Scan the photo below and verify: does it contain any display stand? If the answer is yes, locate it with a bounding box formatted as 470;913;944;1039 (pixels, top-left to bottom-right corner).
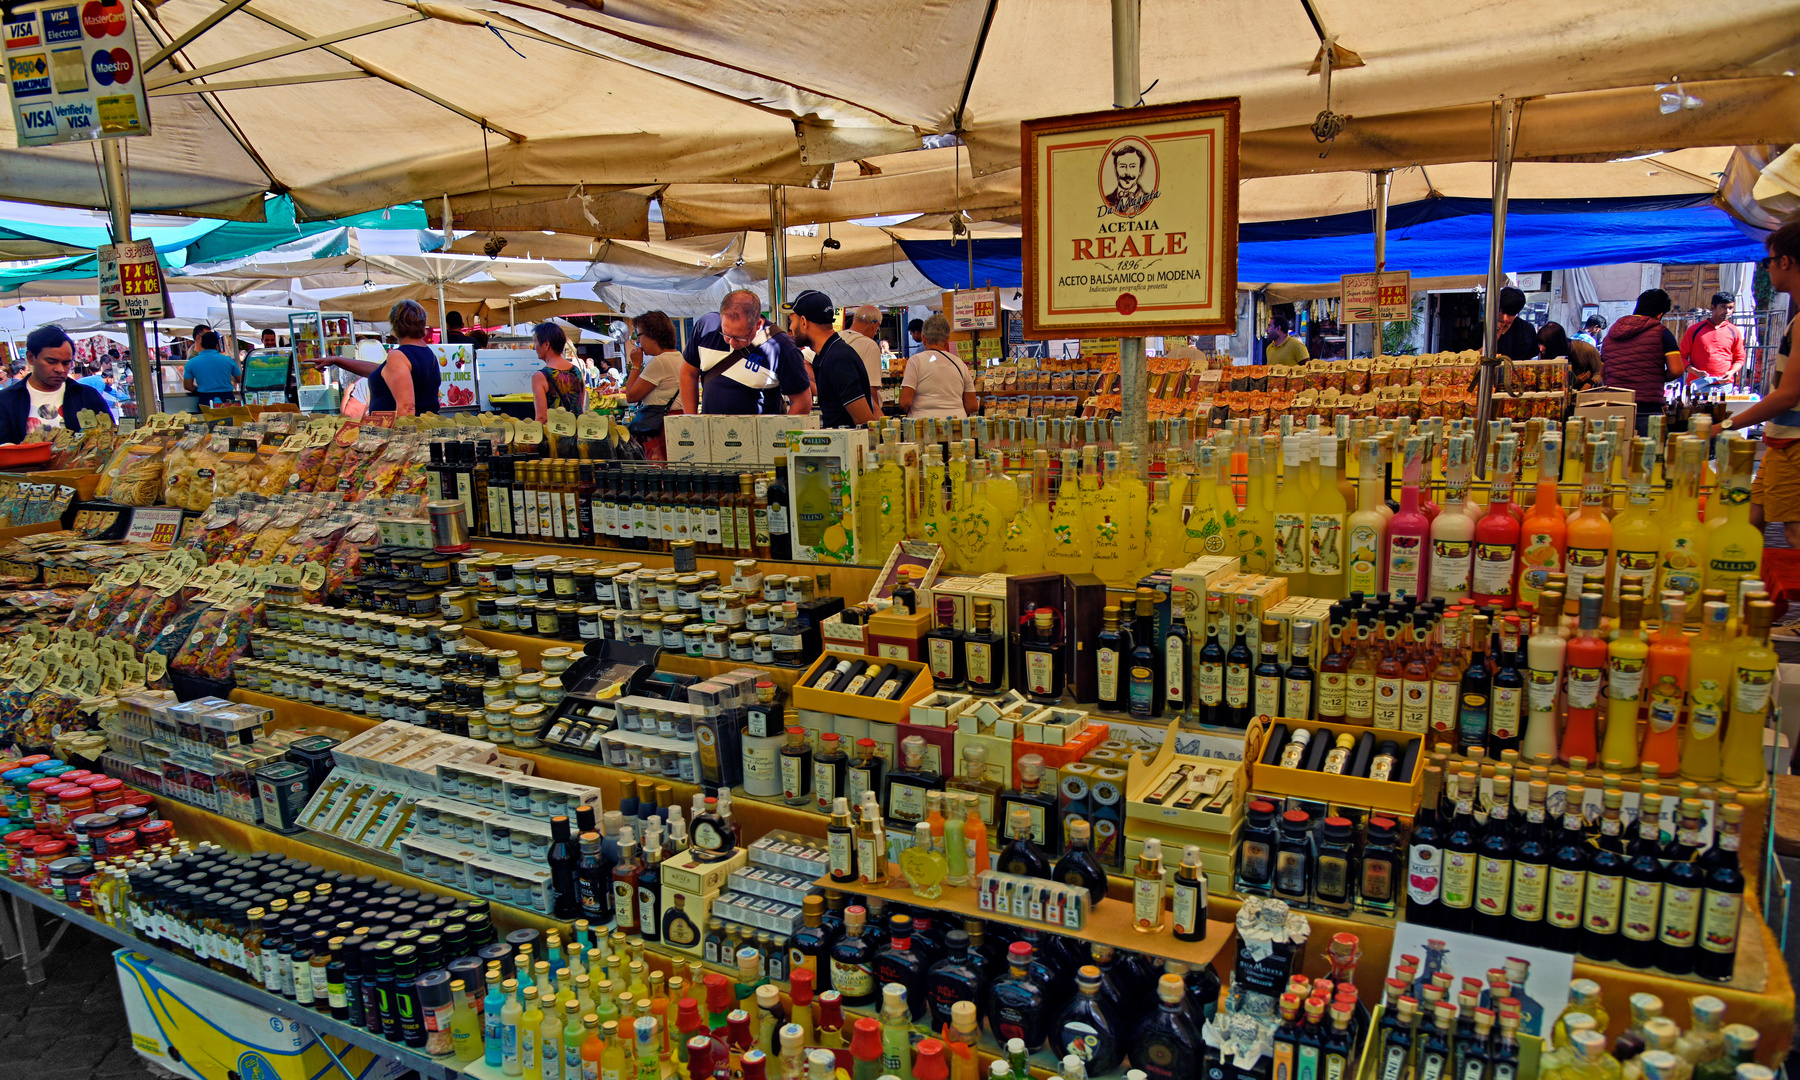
289;311;355;412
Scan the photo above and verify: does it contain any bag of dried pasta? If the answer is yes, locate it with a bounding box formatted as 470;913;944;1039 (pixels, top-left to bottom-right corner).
293;435;333;492
242;511;303;567
215;510;271;563
311;424;363;492
111;439;173;507
125;585;186;653
334;430;391;499
174;593;261;681
183;504;245;562
209;449;265;503
350;437;412;502
255;442;298;497
65;577;136;633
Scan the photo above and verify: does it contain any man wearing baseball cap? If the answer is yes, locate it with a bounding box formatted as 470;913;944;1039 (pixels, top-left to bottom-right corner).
785;289;876;428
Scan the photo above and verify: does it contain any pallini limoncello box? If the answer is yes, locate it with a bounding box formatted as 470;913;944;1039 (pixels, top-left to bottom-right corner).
784;428;870;563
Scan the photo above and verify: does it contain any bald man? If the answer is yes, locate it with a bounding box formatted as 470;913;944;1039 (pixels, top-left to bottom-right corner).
841;304;884;410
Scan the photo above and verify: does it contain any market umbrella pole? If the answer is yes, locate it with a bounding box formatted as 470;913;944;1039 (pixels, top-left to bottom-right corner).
101;141;157;420
1113;0;1149;459
767;186;787;317
1475;99;1516;472
224;292;237;368
1373;168;1392;358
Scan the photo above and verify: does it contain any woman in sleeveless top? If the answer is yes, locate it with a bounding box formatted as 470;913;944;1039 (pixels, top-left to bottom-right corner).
531;321;586;420
309;299;440;415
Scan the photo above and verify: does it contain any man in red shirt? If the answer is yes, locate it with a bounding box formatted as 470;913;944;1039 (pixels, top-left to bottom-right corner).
1680;291;1746;393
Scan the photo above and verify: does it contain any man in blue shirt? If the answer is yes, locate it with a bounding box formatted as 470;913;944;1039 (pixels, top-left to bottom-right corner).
182;331;240;406
679;290;813;416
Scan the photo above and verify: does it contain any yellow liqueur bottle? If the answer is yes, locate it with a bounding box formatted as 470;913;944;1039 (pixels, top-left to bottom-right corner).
914;443;959;565
999;473;1046;575
1090;449;1138;585
1610;438;1663;603
957;461;1006;575
1680;601;1731;782
1044;448;1094;575
1183;440;1230;559
1233;436;1275;573
1705;438;1763;609
1721;599;1775;789
1656;436;1709;618
1308;432;1349;600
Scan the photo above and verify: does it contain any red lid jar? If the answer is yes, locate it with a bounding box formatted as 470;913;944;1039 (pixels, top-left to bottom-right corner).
71;813;117;859
39;783;74;835
24;777;59;825
24;839;66;887
86;778;125;810
52;787;94;836
98;830;137;859
135;819;174;850
2;828;39;877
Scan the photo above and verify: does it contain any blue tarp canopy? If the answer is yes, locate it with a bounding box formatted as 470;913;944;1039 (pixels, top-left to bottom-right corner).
900;195;1769;290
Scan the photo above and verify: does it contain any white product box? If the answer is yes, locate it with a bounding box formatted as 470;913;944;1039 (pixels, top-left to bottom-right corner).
711;414;758;466
758;414;819;465
666;415;712;463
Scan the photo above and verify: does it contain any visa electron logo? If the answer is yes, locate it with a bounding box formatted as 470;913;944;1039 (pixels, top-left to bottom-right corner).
81;1;128;36
91;47;131;85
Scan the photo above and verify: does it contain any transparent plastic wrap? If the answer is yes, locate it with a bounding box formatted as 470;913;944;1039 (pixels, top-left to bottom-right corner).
171;593;262;682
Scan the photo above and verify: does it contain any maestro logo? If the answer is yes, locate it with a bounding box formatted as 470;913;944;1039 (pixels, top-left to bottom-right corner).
91;46;131;85
80;1;128;37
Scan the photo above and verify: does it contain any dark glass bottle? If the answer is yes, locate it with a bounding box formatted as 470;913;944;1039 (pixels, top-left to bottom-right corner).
1472;775;1515;939
546;815;581;920
987;940;1050;1052
828;905;878;1008
610;828;642;935
1056;965;1124;1075
1053;819;1110;905
1316;605;1351;724
1438;769;1480;934
873;914;929;1020
1617;792;1666;969
964;600;1008;696
789;895;836;993
1580;790;1628;963
637;836;664;945
1253;617;1285;720
1129;974;1203;1080
1127;591;1163;719
767;455;792;560
926;595;967;690
1195;596;1226;725
1487;616;1525;756
1656;799;1708;976
1416;1001;1456;1080
1283;620;1317;723
1546;788;1590;954
997;805;1053;879
883;734;943;827
846;738;885;811
1457;615;1493;754
1696;801;1746;981
997;753;1060;856
1223;603;1255;728
1020;607;1064;704
1359;815;1401;916
925;929;987;1033
1164;586;1194;720
1170;844;1208;941
1094;604;1129;713
1237;799;1278;896
813;734;849;816
1508;780;1552;938
1271;808;1313;907
779;726;814;808
1312;816;1357;914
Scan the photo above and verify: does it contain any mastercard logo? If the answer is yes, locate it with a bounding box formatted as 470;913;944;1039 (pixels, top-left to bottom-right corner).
80;1;126;37
91;46;131;85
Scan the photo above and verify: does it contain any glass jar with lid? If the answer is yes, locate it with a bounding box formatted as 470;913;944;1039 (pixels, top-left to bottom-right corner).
494;597;520;630
718;589;747;626
493;650;522;679
698;590;721;624
660;615;687;650
539;677;565;708
439;589;474;623
731;559;763;593
746;603;771;632
476;598;499;629
573;567;597;603
728;632;754;661
704;625;730;659
576;606;602;641
510;703;547;748
681;623;706;657
512;673;544;703
485;701;517;744
594;568;621;605
654;572;680;612
512;561;540;597
422;558;452;583
533;603;561;638
556;603;580;641
438;624;465;657
752;634;775;664
539;647;575;675
761;575;788;604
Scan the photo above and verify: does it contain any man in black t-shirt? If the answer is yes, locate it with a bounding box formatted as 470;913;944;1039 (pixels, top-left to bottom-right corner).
680;289;814;416
785;289;876;429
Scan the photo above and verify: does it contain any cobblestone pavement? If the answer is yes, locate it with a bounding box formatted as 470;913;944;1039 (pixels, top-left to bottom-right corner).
0;919;159;1080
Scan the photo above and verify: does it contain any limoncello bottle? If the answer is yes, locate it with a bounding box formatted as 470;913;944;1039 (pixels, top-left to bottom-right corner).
915;443;958;563
1271;432;1314;593
859;448;909;562
984;451;1020;523
1308;432;1349;599
1116;443;1150;556
1346;437;1388;595
1140;479;1185;577
1232;437;1274;573
1044;448;1093;575
1722;598;1776;788
1610;438;1663;606
958;462;1006;575
1705;438;1763;609
999;473;1046;575
943;442;972;572
1680;600;1732;782
1183;441;1228;559
1030;449;1053;535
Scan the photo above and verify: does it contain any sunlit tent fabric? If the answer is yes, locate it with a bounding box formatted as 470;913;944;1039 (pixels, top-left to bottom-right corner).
898;199;1772;290
0;1;1793;221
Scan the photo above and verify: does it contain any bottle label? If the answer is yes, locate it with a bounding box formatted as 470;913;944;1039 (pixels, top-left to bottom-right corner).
1007;803;1048;845
1283;677;1312;721
1510;859;1547;922
1658;881;1702;948
1132;877;1166;927
1471;541;1516;596
1348;523;1381;592
827;830;854;879
1027;650;1056;696
889;782;928;823
612;879;635;930
814;761;839;808
1440;849;1475;910
1475;854;1512;917
1316;670;1346;716
856;836;883;882
1614;548;1659;595
1547;867;1586;929
1647;681;1682;732
1458;692;1489;749
1254;673;1282;718
1430;538;1472;594
1387;533;1424;597
1164;638;1185;703
1430;679;1460;738
1129;665;1157;713
769;504;789;536
1620;877;1662;941
1273;849;1308;896
1308;513;1344;576
780;755;806;800
1315;853;1350;902
1490;685;1522;740
1585;871;1623;933
1688;679;1725;739
1565;665;1602;709
1374;676;1403;729
1565;546;1608;595
1734;664;1774;713
1401;678;1430;733
1225;664;1250;707
1274;513;1308;573
1526;666;1559;713
967;642;992;685
1097;648;1120;699
1240;839;1271;884
1362;854;1394;902
928;637;958;680
1701;889;1743;953
1172;881;1202;934
1608;654;1645;700
1345;670;1374;721
830;958;873;999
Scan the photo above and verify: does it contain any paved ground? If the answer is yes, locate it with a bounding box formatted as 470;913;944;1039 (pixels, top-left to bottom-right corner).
0;916;159;1080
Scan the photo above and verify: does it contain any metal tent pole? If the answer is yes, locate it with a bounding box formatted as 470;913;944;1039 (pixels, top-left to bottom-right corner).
1373;168;1392;358
101;142;156;419
1112;0;1148;460
767;187;788;317
1474;99;1516;472
438;194;452;335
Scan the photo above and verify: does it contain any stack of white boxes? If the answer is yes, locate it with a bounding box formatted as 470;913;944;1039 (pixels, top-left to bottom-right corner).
662;415;820;465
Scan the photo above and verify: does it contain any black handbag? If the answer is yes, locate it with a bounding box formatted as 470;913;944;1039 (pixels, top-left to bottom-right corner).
627;401;670;437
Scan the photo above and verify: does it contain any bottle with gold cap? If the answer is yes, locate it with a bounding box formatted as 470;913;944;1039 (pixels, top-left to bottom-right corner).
1721;599;1775;788
1706;438;1763;605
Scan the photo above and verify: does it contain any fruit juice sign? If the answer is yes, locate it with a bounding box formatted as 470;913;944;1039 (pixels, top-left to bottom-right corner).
432;344;477;408
1023;98;1239;338
4;0;149;146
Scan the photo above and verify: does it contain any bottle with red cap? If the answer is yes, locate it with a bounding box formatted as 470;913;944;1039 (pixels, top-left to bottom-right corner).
987;940;1048;1052
816;990;846;1050
850;1016;883;1080
914;1039;949;1080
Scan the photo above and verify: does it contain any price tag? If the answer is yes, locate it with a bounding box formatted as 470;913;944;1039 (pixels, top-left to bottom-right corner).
124;507;185;548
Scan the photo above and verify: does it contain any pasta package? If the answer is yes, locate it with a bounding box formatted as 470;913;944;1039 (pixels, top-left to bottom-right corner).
109;439;172;507
243;511;303;567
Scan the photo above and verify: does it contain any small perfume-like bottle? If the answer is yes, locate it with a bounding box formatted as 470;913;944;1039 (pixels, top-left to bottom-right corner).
901;822;948;900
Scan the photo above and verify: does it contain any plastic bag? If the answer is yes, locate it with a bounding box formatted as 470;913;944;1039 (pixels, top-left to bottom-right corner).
171;594;261;681
66;578;135;633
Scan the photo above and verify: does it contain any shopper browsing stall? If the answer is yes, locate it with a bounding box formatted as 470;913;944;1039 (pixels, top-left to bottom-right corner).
531;322;586;420
900;314;979;419
1600;289;1684;433
625;311;683;460
784;289;876;429
0;325;113;442
1492;286;1540;364
313;300;441;416
841;304;886;407
680;290;813;417
1719;219;1800;545
182;331;242;407
1263;316;1308;366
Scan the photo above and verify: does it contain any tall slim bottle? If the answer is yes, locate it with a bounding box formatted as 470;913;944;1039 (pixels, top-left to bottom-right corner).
1043;449;1093;576
1386;436;1431;600
1565;438;1616;614
1722;600;1776;788
1233;438;1275;573
1656;438;1708;613
1522;591;1567;760
1471;437;1521;607
1347;438;1388;595
1599;593;1650;771
1429;434;1474;602
1681;601;1732;782
1272;432;1314;598
1517;433;1567;612
1612;439;1663;601
1706;439;1763;607
1309;433;1349;599
1560;593;1607;765
1641;597;1690;777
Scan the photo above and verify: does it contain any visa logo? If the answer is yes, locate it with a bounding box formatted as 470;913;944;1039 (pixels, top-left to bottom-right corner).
21;108;54;130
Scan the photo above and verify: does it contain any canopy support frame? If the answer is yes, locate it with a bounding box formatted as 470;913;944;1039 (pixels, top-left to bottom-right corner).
1112;0;1148;460
101;141;157;422
143;12;427;90
768;187;788;318
1373;167;1392;358
1475;97;1517;474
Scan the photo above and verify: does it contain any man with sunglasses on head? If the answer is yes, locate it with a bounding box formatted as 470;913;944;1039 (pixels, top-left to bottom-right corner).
680;289;813;417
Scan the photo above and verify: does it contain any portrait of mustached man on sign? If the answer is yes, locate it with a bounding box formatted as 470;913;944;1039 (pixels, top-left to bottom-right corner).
1099;137;1160;220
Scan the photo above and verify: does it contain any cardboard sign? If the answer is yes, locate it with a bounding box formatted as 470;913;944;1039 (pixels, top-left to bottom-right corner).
1341;270;1412;323
950;288;1000;332
123;505;183;547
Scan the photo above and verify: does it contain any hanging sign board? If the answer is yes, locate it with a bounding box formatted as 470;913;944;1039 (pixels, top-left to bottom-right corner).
3;0;150;146
1022;98;1239;339
432;343;478;409
96;238;169;320
1340;270;1412;323
949;287;1000;332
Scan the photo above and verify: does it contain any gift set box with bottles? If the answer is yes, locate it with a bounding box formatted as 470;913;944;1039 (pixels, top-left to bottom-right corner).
1245;714;1426;817
1124;720;1247;893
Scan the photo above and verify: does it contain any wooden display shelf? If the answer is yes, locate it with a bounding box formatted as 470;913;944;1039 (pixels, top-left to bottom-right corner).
462;626;810;694
464;537;884;602
824;870;1232;972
